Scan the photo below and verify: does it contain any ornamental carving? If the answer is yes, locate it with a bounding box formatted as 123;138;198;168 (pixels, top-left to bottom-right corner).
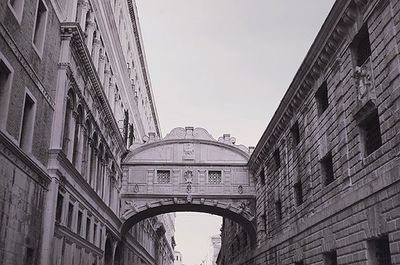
354;61;375;104
183;143;195;160
184;170;193;184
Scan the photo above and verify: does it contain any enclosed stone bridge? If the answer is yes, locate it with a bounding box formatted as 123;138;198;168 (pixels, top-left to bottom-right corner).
120;127;257;244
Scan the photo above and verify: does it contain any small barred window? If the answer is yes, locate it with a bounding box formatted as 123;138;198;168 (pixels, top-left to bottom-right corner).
157;170;171;184
208;170;222;184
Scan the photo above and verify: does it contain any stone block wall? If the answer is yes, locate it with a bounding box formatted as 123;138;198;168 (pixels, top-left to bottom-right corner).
218;0;400;265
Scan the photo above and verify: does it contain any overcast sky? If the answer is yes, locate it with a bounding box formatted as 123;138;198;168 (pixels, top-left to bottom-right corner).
136;1;335;264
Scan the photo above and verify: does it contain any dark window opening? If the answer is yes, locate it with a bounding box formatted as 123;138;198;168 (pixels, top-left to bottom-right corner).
20;94;35;151
24;247;34;265
259;168;266;186
368;235;392;265
275;199;282;221
324;250;338;265
77;211;83;236
86;217;91;240
294;180;303;206
352;24;372;67
273;149;281;170
291;121;300;146
295;261;304;265
316;81;329;116
55;193;63;223
321;152;334;186
67;202;74;229
359;109;382;156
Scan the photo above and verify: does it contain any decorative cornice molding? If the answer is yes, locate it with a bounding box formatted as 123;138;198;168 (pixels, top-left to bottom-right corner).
126;0;161;137
61;22;127;154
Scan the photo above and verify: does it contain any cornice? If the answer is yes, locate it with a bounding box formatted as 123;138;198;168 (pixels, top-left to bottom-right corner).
126;0;162;137
248;0;381;172
60;22;127;154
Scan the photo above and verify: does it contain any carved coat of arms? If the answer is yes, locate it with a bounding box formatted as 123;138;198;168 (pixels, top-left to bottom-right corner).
183;143;195;160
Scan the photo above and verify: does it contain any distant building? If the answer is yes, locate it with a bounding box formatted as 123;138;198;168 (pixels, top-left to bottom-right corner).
174;250;183;265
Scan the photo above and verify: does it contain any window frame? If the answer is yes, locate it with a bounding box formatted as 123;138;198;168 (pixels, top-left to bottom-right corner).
31;0;49;58
18;88;37;153
0;52;14;132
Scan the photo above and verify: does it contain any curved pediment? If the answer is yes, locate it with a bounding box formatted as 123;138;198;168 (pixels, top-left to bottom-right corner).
124;127;250;164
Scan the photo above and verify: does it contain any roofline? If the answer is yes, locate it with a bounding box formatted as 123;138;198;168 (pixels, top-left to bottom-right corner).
248;0;357;171
126;0;162;137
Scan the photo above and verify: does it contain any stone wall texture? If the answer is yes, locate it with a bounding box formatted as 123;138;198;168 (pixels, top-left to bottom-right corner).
219;0;400;264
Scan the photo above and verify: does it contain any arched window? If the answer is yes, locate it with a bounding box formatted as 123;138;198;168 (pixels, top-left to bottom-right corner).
62;90;75;155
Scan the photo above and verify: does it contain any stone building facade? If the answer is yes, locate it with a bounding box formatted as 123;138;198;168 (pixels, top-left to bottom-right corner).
219;0;400;264
0;0;175;265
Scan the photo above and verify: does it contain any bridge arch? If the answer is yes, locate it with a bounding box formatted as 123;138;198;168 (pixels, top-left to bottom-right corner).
120;127;257;245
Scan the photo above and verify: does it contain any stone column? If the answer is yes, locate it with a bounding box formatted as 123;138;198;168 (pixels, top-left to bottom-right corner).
67;111;77;161
75;124;84;173
91;148;98;189
103;64;111;95
91;31;101;70
65;0;78;22
85;12;96;53
76;0;89;31
98;50;106;83
39;173;61;265
86;138;93;184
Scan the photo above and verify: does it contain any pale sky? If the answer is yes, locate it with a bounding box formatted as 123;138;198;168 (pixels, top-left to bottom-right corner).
136;1;335;264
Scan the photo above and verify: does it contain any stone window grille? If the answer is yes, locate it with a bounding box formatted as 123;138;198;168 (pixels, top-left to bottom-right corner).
294;180;303;206
291;121;300;146
316;81;329;117
32;0;48;56
324;250;338;265
359;109;382;156
320;152;334;186
367;235;392;265
157;170;171;184
208;170;222;184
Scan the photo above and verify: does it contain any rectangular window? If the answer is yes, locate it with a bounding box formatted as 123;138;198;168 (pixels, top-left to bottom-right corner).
77;210;83;236
157;170;171;184
294;180;303;206
320;152;334;186
291;121;300;146
273;149;281;170
359;109;382;156
368;235;392;265
24;247;34;265
352;24;372;67
316;81;329;116
8;0;25;23
55;193;64;223
208;170;222;184
295;261;304;265
86;217;91;240
259;168;265;186
93;223;97;243
324;250;338;265
67;202;74;229
275;199;282;221
19;92;36;152
0;56;13;130
32;0;48;56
